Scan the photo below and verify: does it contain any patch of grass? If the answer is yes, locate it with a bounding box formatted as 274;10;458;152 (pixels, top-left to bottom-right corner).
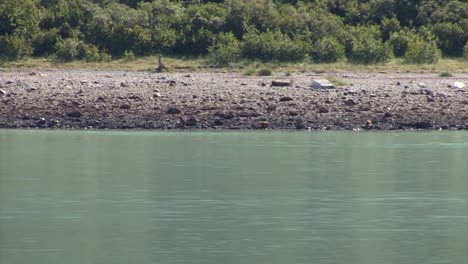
439;71;452;77
257;67;273;76
243;67;256;76
326;76;347;87
285;70;292;76
1;56;468;74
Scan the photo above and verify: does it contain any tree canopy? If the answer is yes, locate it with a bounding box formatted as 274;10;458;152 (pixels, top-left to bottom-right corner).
0;0;467;64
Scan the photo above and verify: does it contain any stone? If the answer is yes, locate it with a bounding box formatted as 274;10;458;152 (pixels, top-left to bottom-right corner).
66;110;82;118
120;82;129;87
364;120;373;129
271;80;292;87
167;107;181;114
417;82;427;88
186;117;199;127
312;79;335;89
279;96;294;102
153;92;162;98
0;89;6;96
343;99;358;106
259;121;269;129
119;104;131;110
452;82;465;89
318;106;329;113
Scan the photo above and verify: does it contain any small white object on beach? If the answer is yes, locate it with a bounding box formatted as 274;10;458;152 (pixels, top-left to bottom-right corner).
312;79;335;89
452;81;465;89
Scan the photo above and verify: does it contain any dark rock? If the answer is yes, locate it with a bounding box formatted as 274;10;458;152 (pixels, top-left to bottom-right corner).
66;110;82;118
403;121;433;129
343;99;358;106
186;117;199;127
363;120;373;129
259;121;269;129
169;80;176;86
36;118;47;127
119;104;131;110
96;96;106;102
427;97;435;102
289;110;299;116
318;106;329;113
240;83;247;86
419;88;433;96
216;112;235;119
120;82;129;87
279;96;294;102
383;112;393;118
128;95;143;101
272;80;292;87
167;107;181;114
396;81;401;86
214;119;224;126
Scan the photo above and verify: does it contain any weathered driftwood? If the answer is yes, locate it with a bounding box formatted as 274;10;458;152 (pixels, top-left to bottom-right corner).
156;55;167;72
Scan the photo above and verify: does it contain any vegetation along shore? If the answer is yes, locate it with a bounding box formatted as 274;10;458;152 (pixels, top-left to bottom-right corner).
1;0;467;130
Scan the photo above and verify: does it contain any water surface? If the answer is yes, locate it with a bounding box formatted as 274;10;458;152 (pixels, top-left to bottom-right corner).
1;130;468;264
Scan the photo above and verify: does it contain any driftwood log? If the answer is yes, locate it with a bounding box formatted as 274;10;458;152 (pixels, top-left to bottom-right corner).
156;55;167;72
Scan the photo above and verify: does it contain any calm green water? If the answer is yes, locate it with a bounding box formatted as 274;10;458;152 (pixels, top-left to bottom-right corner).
1;130;468;264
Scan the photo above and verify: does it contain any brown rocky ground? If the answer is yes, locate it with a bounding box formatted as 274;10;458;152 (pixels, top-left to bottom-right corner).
0;70;467;130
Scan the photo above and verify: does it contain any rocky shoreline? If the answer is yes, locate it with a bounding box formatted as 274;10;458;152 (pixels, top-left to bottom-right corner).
0;70;467;130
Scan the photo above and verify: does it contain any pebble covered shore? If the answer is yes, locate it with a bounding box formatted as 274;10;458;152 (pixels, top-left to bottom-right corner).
1;70;467;130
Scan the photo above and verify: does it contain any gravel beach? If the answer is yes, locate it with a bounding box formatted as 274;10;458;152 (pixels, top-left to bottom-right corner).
1;70;467;130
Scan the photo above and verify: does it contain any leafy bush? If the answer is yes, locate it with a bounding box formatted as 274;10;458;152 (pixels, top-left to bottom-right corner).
257;67;273;76
389;31;410;57
312;37;345;63
243;67;256;76
242;30;307;61
432;22;466;57
122;50;135;62
207;32;241;66
346;26;391;64
404;35;441;64
0;35;33;61
54;37;83;61
439;71;452;77
84;44;101;62
464;43;468;59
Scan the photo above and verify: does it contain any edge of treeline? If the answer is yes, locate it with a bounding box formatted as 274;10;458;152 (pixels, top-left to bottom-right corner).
0;0;467;66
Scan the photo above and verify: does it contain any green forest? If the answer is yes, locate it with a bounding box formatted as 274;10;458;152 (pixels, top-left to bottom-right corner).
1;0;467;65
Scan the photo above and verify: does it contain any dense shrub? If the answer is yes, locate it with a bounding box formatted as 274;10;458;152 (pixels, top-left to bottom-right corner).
54;38;83;61
207;32;241;66
346;26;391;64
464;42;468;59
0;35;33;60
388;31;410;57
242;30;307;61
432;22;466;57
312;37;345;63
404;35;441;64
84;44;101;62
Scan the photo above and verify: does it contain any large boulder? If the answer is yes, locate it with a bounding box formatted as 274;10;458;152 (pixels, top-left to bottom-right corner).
312;79;335;89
